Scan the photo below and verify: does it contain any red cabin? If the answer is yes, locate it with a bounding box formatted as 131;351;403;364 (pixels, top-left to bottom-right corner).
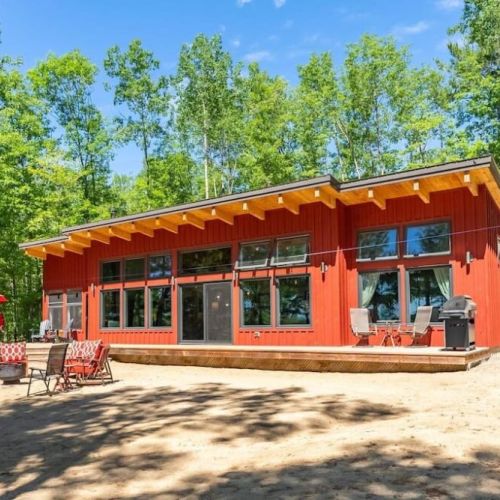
20;156;500;348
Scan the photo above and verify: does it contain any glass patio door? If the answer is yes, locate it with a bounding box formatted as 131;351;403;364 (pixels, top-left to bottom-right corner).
180;282;232;343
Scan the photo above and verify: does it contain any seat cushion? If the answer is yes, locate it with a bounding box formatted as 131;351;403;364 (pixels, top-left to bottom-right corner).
0;342;27;363
67;340;102;362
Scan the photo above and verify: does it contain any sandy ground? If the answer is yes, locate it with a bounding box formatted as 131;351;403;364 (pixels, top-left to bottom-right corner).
0;356;499;500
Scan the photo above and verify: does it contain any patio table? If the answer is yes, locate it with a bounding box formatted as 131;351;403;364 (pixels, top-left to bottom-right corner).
380;321;401;347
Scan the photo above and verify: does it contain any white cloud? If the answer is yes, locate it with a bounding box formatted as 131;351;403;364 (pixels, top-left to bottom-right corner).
274;0;286;7
243;50;273;62
392;21;430;37
231;38;241;48
436;0;462;10
237;0;251;6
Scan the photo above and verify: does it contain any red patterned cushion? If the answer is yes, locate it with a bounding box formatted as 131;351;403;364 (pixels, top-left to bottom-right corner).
0;342;27;362
66;340;102;362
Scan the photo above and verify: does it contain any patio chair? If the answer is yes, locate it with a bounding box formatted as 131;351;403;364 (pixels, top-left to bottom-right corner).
27;343;69;396
350;308;378;345
31;319;51;342
69;344;113;385
397;306;433;345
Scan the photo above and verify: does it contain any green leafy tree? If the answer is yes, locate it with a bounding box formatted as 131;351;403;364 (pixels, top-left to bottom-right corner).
104;40;171;201
448;0;500;158
28;50;113;213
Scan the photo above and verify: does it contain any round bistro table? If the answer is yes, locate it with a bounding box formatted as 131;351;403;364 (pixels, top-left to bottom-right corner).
0;362;24;384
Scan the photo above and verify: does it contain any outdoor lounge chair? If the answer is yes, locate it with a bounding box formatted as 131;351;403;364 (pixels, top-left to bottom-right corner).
350;308;378;345
31;319;51;342
397;305;433;345
68;344;113;385
27;343;69;396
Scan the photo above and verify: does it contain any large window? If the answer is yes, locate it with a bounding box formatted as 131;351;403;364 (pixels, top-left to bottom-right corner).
408;266;451;322
359;271;400;322
125;258;145;281
237;241;271;269
277;275;311;326
149;287;172;327
66;290;82;330
148;255;172;279
101;290;120;328
272;236;309;266
48;293;63;330
180;247;232;275
406;222;450;257
240;279;271;326
101;261;121;283
358;229;398;261
125;289;145;328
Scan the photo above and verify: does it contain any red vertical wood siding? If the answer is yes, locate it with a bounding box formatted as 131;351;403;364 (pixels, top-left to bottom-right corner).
43;186;500;347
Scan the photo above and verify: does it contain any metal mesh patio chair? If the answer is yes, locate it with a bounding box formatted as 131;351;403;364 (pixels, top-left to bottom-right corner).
397;306;433;345
350;308;378;345
27;343;69;396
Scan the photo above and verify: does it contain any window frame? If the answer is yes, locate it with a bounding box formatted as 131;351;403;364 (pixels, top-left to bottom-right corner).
124;287;146;329
148;285;173;329
47;291;64;330
148;254;173;280
404;220;451;258
356;227;399;262
357;268;401;322
235;240;272;270
405;264;453;324
100;289;121;330
100;259;122;284
66;289;82;330
239;277;272;327
275;274;312;328
124;257;146;282
178;245;233;276
271;235;310;267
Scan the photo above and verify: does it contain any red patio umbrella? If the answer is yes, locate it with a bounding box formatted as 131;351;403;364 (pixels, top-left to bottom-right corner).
0;294;8;303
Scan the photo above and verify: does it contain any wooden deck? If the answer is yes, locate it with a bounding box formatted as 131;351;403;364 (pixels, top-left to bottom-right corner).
106;344;497;373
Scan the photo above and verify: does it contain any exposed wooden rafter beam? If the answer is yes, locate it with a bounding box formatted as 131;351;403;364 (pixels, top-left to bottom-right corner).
463;171;479;197
61;242;84;255
107;226;132;241
68;234;91;247
314;187;336;209
131;221;154;238
277;194;300;215
24;248;47;260
412;181;430;204
368;189;386;210
210;207;234;225
154;217;178;234
87;230;110;245
182;212;205;230
242;201;265;221
44;245;65;258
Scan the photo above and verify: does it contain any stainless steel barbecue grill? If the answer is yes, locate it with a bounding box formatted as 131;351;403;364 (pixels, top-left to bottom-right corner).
439;295;476;350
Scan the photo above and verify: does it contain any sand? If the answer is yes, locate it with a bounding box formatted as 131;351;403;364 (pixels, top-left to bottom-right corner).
0;355;499;499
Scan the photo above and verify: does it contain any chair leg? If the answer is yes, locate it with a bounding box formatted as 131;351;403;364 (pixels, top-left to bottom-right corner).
27;372;34;397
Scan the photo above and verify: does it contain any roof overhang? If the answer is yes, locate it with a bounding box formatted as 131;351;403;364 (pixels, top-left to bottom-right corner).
20;155;500;259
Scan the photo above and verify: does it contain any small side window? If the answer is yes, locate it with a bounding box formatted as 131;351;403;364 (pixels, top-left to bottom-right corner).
272;236;309;266
236;241;271;269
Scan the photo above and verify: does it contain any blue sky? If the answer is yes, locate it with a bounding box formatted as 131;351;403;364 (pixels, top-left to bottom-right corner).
0;0;464;176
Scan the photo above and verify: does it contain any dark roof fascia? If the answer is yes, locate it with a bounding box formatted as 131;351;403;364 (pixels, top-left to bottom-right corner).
339;155;494;191
19;235;68;249
60;174;337;235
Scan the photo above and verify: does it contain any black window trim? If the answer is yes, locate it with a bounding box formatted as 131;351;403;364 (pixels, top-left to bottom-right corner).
271;234;310;267
178;245;233;276
275;273;312;328
356;226;399;262
404;220;452;259
357;268;401;322
405;264;453;325
148;285;173;329
100;289;121;330
123;287;146;330
239;277;272;328
235;240;272;270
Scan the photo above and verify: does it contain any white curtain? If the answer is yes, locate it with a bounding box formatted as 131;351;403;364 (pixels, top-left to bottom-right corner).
433;267;451;299
361;272;381;307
